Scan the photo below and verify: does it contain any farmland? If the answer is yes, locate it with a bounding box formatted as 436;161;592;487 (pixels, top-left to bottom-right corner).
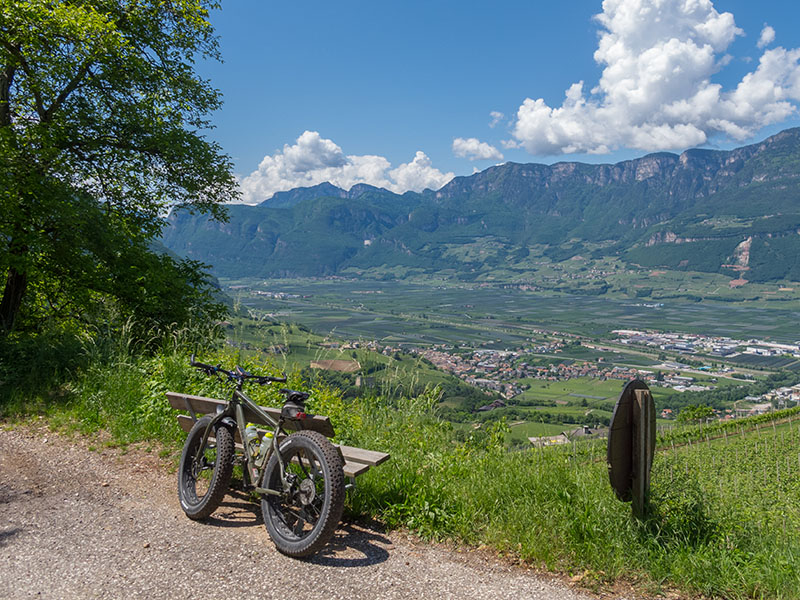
645;414;800;596
227;277;800;345
218;277;800;443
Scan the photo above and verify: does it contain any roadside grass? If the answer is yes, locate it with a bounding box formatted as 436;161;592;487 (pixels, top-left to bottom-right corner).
349;399;800;598
2;329;799;598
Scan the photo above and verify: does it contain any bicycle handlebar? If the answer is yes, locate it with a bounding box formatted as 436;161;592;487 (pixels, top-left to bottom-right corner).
190;354;287;385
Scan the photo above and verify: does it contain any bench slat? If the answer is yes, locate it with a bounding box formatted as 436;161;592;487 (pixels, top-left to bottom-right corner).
176;414;371;478
334;444;390;467
167;392;335;438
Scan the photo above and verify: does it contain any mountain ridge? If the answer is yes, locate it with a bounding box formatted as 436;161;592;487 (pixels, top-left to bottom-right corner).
163;128;800;285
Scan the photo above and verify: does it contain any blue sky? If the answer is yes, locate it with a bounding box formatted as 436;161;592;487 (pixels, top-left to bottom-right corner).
199;1;800;203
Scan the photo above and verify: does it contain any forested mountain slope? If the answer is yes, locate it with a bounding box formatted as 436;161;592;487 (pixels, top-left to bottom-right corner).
163;128;800;283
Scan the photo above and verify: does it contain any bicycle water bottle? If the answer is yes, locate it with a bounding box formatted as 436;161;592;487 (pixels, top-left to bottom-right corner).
254;430;274;467
244;423;260;457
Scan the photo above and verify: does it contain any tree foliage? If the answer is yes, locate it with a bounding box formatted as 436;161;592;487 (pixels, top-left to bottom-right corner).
677;404;715;423
0;0;237;333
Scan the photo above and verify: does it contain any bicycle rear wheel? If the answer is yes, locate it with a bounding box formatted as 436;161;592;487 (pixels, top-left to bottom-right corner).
178;415;234;520
261;430;345;557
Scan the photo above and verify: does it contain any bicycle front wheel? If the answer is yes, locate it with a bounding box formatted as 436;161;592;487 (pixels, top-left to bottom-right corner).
178;415;234;520
261;430;345;557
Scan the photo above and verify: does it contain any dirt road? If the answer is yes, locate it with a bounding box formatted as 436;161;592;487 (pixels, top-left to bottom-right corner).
0;424;611;600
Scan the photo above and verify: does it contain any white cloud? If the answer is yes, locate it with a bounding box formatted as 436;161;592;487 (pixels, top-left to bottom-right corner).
489;111;505;127
758;25;775;49
390;151;455;193
509;0;800;155
452;137;504;161
239;131;454;204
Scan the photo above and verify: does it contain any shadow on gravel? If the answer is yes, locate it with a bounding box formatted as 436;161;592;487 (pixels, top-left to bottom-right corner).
204;489;264;528
309;523;391;568
0;527;22;548
200;488;392;567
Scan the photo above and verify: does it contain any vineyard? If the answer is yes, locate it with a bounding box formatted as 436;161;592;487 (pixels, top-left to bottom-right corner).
648;414;800;597
657;406;800;446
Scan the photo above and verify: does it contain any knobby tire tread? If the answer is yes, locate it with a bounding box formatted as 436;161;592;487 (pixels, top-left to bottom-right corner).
178;415;234;520
262;430;345;558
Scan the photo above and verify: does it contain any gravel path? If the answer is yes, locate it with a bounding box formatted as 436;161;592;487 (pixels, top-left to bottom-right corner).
0;424;616;600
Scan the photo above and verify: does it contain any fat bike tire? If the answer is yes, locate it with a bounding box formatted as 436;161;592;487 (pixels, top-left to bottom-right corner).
261;430;345;558
178;415;234;520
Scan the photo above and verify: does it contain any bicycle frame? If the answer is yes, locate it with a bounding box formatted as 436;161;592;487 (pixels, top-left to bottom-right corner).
194;386;287;497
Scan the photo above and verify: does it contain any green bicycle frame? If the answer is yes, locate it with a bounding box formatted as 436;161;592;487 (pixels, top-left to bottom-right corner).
194;387;287;497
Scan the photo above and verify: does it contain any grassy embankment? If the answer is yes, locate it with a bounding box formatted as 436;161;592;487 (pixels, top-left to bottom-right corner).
2;327;799;599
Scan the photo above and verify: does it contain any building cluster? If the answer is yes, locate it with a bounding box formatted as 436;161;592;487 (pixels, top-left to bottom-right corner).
613;329;800;358
463;377;523;399
749;384;800;409
411;342;719;400
253;291;303;299
416;348;476;376
415;348;525;398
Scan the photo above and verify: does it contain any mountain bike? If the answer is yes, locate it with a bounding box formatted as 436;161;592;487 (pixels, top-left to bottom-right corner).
177;356;345;558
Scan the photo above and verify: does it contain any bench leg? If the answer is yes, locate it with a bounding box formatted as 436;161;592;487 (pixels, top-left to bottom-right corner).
183;397;198;422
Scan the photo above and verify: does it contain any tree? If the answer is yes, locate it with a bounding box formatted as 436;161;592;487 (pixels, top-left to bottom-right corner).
677;404;715;423
0;0;237;333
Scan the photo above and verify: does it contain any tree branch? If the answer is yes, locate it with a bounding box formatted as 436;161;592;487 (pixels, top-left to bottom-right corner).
0;40;45;118
0;62;14;127
44;61;92;121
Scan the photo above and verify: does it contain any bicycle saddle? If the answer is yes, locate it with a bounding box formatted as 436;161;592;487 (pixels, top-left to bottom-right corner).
279;389;310;420
279;389;310;403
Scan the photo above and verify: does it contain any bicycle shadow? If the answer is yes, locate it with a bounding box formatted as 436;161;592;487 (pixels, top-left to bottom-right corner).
203;488;264;528
0;527;22;548
308;521;391;567
199;480;392;567
204;497;391;567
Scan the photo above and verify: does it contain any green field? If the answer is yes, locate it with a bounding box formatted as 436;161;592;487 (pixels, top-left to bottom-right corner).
220;279;800;438
518;376;631;403
226;278;800;345
224;316;456;389
507;420;568;444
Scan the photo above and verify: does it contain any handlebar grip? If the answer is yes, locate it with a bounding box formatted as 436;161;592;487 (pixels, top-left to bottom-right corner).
190;355;215;372
257;375;288;385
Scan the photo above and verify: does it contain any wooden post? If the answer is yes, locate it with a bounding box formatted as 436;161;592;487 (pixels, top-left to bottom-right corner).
608;380;656;520
631;388;655;518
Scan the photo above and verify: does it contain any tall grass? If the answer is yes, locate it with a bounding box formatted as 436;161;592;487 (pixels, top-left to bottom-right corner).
2;325;799;598
347;395;800;598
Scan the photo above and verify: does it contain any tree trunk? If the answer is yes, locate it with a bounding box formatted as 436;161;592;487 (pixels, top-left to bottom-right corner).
1;57;22;333
0;267;27;332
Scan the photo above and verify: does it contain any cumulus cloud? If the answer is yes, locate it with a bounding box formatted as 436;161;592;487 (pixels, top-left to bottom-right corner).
452;137;504;161
758;25;775;49
239;131;454;204
489;111;505;127
509;0;800;155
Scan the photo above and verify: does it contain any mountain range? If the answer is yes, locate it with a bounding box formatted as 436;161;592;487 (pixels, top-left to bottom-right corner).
162;128;800;284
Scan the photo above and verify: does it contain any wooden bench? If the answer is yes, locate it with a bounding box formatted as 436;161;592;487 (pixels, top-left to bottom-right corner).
167;392;390;481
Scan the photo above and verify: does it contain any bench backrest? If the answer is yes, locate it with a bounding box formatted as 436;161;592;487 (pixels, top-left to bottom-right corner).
167;391;391;479
166;392;335;438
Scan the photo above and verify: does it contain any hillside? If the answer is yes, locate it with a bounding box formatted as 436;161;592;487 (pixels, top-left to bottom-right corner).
162;128;800;284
